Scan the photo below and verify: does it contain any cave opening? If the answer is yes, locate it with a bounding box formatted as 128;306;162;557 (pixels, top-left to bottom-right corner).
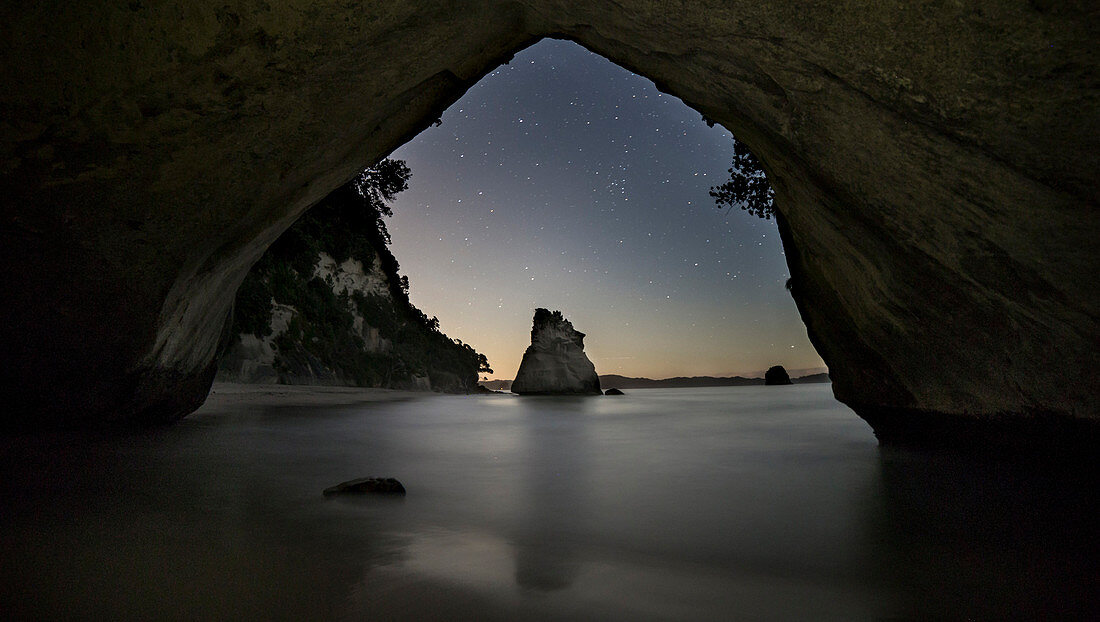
371;38;825;385
3;2;1092;438
2;7;1096;616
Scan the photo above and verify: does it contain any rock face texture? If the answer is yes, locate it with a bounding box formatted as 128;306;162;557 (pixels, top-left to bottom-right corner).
0;2;1096;445
511;309;601;395
764;366;793;386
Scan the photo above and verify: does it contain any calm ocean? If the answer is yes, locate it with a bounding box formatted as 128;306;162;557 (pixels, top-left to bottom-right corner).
1;385;1095;620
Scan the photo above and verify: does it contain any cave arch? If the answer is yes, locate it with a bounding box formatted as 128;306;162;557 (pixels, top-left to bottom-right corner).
0;2;1096;446
379;39;823;385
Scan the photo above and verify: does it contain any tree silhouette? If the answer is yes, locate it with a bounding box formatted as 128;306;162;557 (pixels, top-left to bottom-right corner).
709;141;775;219
477;353;493;374
354;158;411;218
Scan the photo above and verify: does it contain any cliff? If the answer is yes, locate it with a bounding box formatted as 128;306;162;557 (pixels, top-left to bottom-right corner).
217;164;488;393
511;309;601;395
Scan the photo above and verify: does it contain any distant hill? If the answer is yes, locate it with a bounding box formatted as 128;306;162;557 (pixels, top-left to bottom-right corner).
480;371;829;392
598;374;762;389
746;366;829;378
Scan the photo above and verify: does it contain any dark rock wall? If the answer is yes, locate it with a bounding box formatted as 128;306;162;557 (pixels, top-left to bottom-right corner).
1;2;1096;439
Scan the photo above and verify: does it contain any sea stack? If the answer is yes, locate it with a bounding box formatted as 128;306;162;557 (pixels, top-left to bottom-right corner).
764;365;793;385
511;309;601;395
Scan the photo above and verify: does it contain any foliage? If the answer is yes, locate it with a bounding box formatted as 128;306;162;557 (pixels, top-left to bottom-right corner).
226;158;490;391
231;273;273;337
477;353;493;374
709;141;775;219
353;158;410;217
275;159;410;271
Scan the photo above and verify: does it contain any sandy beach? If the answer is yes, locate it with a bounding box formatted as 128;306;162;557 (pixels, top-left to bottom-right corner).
196;382;429;414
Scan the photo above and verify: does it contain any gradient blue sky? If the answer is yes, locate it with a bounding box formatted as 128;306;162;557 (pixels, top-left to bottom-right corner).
388;39;824;380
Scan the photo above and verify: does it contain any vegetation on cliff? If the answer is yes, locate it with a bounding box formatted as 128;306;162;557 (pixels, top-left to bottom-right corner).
224;160;491;391
709;139;775;219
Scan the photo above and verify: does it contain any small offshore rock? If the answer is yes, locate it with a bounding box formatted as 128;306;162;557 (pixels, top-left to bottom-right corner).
323;477;406;496
604;388;625;395
764;365;793;385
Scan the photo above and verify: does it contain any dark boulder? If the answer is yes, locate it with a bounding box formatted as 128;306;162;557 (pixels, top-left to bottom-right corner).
323;477;406;496
764;366;793;386
604;388;625;395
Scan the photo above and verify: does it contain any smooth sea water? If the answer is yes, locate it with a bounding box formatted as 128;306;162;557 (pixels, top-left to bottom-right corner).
1;385;1096;620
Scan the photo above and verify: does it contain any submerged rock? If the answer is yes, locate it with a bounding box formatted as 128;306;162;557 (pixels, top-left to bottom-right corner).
511;309;601;395
764;366;793;386
604;388;624;395
323;477;406;496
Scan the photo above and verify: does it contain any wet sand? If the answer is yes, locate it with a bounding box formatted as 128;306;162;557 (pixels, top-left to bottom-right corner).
198;382;429;413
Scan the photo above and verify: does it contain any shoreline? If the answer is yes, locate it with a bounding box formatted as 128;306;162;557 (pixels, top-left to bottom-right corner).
196;382;431;414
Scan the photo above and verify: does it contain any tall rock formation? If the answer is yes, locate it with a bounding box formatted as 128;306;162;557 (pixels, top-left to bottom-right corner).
511;309;601;395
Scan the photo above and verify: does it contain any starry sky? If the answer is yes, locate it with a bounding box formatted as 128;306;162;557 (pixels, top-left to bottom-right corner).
387;39;825;381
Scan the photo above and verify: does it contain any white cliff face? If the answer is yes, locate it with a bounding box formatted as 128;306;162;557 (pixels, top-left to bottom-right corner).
313;252;391;352
217;303;297;384
313;252;390;299
218;251;396;384
511;309;601;395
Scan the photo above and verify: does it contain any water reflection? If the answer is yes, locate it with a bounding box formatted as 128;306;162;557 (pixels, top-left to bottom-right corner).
1;387;1096;620
863;447;1100;620
0;408;413;621
512;397;594;591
